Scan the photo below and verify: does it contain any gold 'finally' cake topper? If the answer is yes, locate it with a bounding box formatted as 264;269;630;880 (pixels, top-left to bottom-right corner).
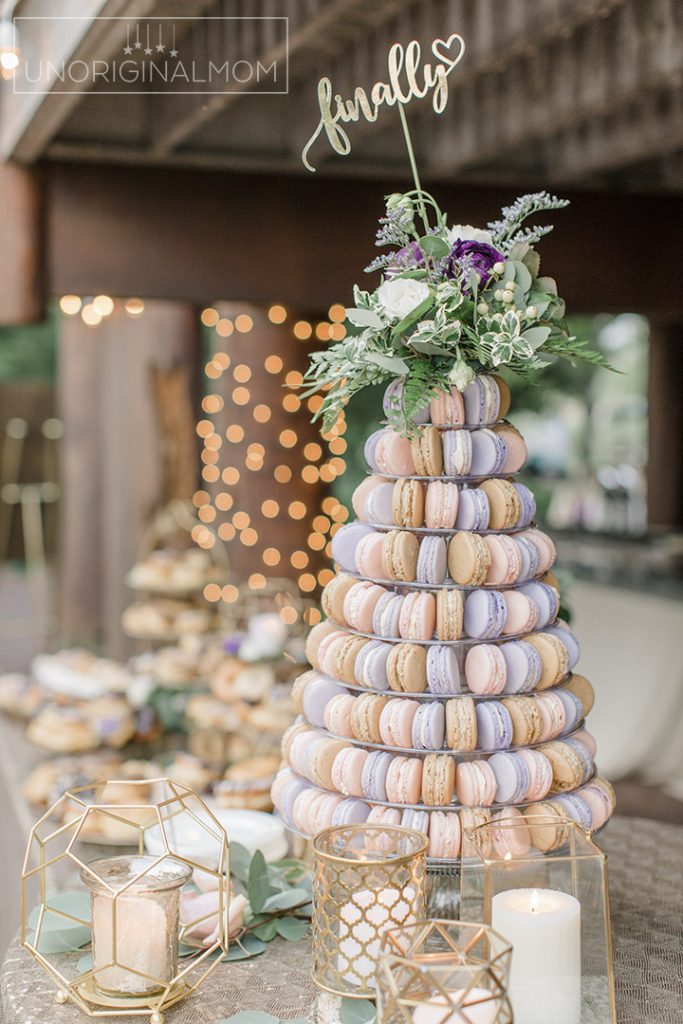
301;34;465;172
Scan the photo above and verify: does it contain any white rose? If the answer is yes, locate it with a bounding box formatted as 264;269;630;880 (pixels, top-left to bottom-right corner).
446;224;494;246
448;359;475;391
376;279;430;322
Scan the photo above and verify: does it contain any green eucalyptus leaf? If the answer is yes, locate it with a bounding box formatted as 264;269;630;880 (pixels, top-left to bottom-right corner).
523;249;541;278
527;292;552;316
251;919;279;942
179;941;200;958
262;888;310;913
521;326;552;349
508;240;530;261
340;997;376;1024
398;270;430;280
392;296;434;335
346;308;384;329
408;340;454;356
418;235;450;259
364;352;409;374
505;260;532;293
275;917;310;941
248;850;272;914
230;842;253;885
218;1011;279;1024
27;892;92;954
536;276;558;296
221;935;268;962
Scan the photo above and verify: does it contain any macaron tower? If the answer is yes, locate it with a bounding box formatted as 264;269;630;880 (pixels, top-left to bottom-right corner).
272;375;615;860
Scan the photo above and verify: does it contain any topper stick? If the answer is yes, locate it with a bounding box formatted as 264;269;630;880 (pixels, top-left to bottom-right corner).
398;102;428;233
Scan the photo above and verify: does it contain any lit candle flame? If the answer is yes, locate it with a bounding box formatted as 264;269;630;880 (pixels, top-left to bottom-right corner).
530;889;540;913
504;851;512;861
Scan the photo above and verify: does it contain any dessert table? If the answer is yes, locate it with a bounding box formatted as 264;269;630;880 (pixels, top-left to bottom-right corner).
2;815;682;1024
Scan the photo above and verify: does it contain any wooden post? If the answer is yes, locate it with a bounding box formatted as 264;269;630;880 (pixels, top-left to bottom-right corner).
58;300;200;655
647;320;683;529
0;163;43;324
204;303;332;591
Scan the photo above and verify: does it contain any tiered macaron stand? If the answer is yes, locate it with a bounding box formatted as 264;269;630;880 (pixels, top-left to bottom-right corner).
273;380;611;872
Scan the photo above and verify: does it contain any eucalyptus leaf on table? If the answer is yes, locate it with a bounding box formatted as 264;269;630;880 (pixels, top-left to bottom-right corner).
340;997;376;1024
248;850;273;914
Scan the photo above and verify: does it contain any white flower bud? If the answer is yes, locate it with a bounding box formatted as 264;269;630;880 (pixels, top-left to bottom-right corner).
526;305;538;318
502;289;514;303
493;261;505;275
494;289;503;301
504;280;515;290
476;302;489;315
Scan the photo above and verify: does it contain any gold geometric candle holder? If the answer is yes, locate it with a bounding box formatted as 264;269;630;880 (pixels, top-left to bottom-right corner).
312;824;428;998
376;920;513;1024
459;812;617;1024
20;778;230;1023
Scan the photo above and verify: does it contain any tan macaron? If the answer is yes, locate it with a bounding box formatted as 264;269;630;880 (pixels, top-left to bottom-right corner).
448;532;491;586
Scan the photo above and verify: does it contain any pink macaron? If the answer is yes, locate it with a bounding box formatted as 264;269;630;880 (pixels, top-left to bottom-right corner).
355;533;386;578
485;535;522;585
490;807;531;857
464;644;507;695
367;805;402;826
324;693;357;738
425;481;460;529
399;591;436;641
517;748;553;802
535;692;567;741
385;756;423;804
456;760;497;806
315;629;347;674
430;388;465;425
502;591;539;636
331;746;369;798
428;810;462;858
496;426;528;473
344;581;385;633
380;698;420;748
375;430;416;475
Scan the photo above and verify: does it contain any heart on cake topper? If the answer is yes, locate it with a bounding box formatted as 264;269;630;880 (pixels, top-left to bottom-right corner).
301;33;466;171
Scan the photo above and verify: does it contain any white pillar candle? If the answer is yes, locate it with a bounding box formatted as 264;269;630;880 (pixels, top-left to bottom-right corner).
338;886;415;987
491;888;581;1024
412;989;500;1024
92;892;172;994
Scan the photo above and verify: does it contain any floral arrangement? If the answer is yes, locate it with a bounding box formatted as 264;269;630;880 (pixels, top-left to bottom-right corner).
302;190;610;433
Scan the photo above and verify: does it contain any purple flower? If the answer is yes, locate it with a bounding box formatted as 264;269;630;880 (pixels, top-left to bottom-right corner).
447;240;504;286
385;240;426;276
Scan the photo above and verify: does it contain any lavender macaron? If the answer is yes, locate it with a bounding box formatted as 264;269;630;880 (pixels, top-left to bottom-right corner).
521;582;559;629
501;639;542;693
476;701;513;751
547;622;580;670
332;797;371;826
555;689;584;731
513;483;536;527
470;430;508;477
464;376;500;425
412;702;446;750
489;751;530;804
355;640;392;690
361;750;393;801
302;676;346;727
401;808;430;832
427;645;461;695
331;523;373;573
372;592;404;639
514;534;540;582
554;793;592;830
384;379;430;424
416;535;448;585
464;590;506;640
443;430;473;476
455;488;490;530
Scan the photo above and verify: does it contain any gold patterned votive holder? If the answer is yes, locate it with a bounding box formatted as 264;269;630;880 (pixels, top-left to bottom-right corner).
459;812;617;1024
376;920;513;1024
312;824;428;998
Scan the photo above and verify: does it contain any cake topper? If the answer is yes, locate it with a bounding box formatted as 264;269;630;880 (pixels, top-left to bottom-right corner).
301;35;465;172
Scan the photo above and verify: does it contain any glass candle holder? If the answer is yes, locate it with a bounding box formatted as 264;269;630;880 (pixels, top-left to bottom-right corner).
459;813;616;1024
376;920;513;1024
312;824;428;998
81;855;192;997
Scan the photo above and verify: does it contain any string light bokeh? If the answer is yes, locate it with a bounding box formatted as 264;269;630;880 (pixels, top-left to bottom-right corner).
194;302;351;623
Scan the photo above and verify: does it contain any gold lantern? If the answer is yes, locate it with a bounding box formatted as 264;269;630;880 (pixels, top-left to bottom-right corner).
20;778;229;1023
